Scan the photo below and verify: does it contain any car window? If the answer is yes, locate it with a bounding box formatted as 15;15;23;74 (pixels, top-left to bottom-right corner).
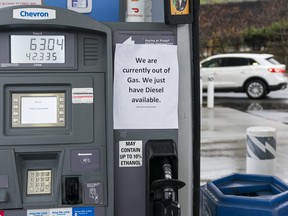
202;57;258;68
202;58;223;68
247;58;259;65
266;57;281;65
221;57;258;67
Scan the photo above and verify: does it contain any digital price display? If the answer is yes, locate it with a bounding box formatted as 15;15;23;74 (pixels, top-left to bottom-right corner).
11;35;65;64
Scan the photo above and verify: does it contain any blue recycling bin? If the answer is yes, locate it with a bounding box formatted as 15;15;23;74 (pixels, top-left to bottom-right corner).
200;173;288;216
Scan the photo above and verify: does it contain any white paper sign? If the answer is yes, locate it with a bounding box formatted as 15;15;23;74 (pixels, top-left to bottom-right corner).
113;44;179;129
0;0;41;8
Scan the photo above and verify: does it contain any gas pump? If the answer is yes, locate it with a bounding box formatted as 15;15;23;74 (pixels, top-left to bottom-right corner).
111;0;200;215
108;6;198;215
0;6;113;216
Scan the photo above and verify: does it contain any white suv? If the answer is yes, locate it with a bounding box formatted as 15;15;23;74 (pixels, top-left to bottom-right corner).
200;53;287;99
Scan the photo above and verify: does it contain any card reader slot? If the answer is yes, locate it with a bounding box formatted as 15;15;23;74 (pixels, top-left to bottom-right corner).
64;177;81;204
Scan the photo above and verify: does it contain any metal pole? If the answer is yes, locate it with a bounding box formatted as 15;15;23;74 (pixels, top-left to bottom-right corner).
200;76;203;105
191;0;201;215
207;76;214;108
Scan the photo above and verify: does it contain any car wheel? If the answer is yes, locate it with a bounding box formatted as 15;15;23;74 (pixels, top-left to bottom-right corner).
245;80;267;99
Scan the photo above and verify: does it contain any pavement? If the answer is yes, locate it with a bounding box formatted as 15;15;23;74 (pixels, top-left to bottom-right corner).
201;106;288;185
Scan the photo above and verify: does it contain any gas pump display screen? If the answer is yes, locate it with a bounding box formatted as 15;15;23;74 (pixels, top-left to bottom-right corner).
0;31;75;68
12;93;65;128
11;35;65;63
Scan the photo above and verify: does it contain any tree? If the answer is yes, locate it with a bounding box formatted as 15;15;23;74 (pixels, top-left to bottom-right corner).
199;2;263;58
199;0;288;64
243;27;268;51
247;0;288;64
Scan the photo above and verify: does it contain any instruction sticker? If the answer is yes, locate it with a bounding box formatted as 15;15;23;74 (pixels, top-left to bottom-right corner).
26;208;95;216
27;209;49;216
119;141;143;167
50;208;72;216
72;207;94;216
72;88;93;104
0;0;41;8
84;182;104;205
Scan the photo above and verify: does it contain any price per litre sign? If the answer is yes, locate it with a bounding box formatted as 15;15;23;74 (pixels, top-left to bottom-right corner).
10;35;65;63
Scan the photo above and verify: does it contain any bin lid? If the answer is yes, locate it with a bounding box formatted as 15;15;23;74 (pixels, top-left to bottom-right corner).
207;173;288;205
219;180;282;196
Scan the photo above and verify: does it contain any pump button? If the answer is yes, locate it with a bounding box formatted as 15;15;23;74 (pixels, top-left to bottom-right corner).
0;190;8;203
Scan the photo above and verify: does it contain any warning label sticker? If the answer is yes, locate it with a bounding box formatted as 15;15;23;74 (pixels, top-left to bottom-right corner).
0;210;4;216
72;88;93;104
119;140;143;167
